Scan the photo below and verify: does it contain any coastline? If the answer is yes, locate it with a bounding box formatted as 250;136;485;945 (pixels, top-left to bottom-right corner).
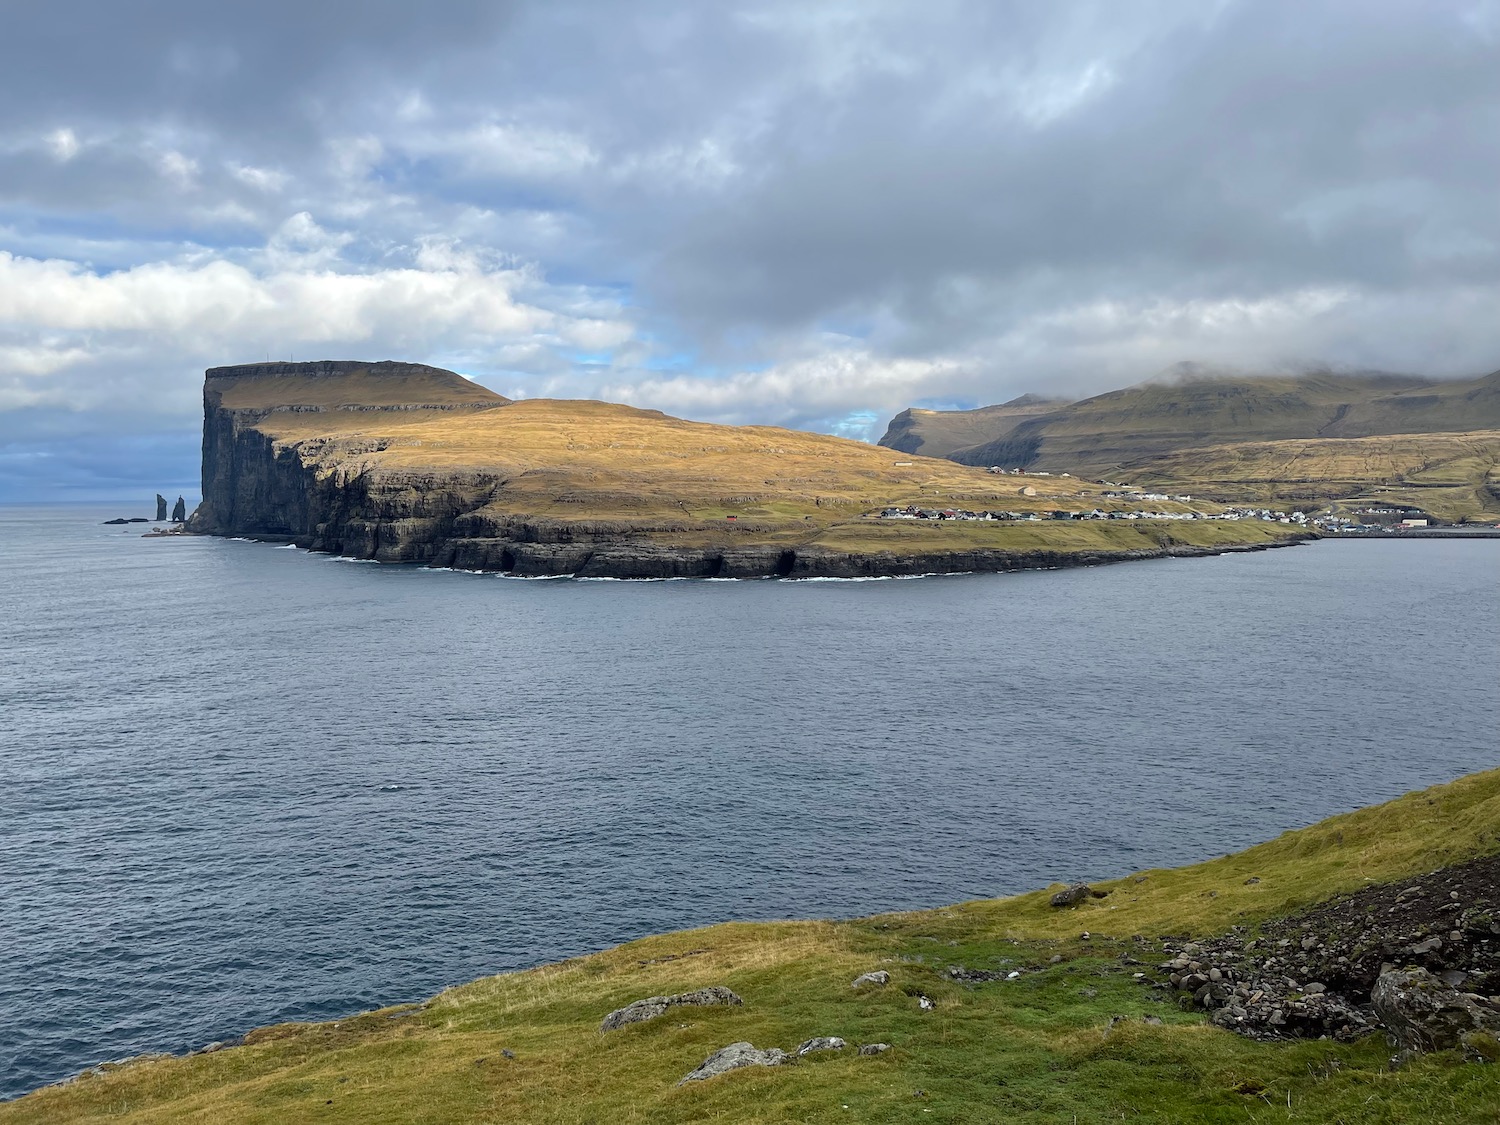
182;526;1316;579
11;766;1500;1120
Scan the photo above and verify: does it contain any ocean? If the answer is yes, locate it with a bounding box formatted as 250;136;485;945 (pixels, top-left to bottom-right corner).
2;504;1496;1098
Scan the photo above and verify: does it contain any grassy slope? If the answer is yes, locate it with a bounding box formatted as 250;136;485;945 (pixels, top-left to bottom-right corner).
255;397;1296;557
1122;431;1500;522
883;373;1500;508
11;769;1500;1124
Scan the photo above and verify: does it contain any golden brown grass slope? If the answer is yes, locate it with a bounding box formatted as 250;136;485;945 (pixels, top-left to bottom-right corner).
201;361;1307;563
254;396;1297;557
879;370;1500;482
1122;430;1500;522
208;360;508;411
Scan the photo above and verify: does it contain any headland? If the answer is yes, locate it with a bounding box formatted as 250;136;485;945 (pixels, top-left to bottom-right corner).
186;360;1308;577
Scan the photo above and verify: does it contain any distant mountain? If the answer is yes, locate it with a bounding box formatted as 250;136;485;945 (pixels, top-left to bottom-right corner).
877;369;1500;475
877;394;1073;458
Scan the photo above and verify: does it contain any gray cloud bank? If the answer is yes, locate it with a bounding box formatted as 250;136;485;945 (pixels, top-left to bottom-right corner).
3;0;1499;497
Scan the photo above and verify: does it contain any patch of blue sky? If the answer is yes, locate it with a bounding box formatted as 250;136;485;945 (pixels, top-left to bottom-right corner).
802;409;883;444
912;396;981;412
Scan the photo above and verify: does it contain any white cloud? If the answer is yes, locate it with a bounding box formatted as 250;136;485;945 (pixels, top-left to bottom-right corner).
0;240;636;414
230;163;288;192
46;127;80;162
158;149;199;187
599;349;964;428
410;121;599;180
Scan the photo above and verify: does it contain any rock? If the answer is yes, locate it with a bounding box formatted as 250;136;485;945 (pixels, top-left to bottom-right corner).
1050;884;1093;907
918;995;935;1010
1408;936;1444;955
857;1043;892;1056
795;1036;846;1056
599;986;742;1032
947;966;1005;982
156;494;168;521
678;1042;790;1084
1371;968;1500;1056
851;971;890;988
171;496;187;522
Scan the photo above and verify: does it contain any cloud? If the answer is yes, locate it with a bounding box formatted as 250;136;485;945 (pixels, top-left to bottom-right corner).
3;0;1500;496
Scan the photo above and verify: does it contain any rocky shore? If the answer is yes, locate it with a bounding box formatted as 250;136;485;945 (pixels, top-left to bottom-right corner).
193;519;1310;579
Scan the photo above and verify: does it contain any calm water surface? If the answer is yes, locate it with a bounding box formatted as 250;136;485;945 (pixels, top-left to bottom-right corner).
2;505;1497;1097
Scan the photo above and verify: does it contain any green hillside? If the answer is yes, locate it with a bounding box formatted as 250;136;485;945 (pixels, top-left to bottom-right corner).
8;768;1500;1124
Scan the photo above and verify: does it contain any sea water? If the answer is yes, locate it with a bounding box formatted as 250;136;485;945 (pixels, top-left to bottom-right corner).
2;505;1496;1097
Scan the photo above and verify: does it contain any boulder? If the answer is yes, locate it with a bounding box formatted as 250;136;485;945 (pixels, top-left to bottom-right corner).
858;1042;892;1056
678;1042;789;1084
1050;883;1093;907
1371;968;1500;1056
795;1036;846;1056
851;971;890;988
599;986;742;1032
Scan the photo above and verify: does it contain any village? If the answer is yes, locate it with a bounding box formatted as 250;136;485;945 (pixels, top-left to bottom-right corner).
874;466;1464;534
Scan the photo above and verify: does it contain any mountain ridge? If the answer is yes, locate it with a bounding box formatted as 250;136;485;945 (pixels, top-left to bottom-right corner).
877;368;1500;474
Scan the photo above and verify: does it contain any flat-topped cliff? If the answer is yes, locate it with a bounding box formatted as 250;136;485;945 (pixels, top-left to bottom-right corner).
188;360;1306;577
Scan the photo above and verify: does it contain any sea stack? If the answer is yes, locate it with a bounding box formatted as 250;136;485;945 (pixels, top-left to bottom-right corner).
171;497;186;522
156;494;168;521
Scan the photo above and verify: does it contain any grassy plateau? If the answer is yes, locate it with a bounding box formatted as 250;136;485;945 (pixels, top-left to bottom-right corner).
9;769;1500;1124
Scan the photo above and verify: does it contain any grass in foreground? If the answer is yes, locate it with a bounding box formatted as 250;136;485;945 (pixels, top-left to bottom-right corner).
8;769;1500;1124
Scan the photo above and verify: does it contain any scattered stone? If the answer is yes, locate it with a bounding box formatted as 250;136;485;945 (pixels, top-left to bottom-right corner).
678;1042;790;1084
851;971;890;988
1372;968;1500;1058
1049;954;1064;964
795;1036;846;1056
501;1049;515;1060
600;986;742;1032
918;995;936;1010
1007;971;1022;980
857;1043;892;1056
1244;877;1261;885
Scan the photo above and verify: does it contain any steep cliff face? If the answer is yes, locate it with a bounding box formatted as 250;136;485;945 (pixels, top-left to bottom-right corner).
189;360;507;538
188;360;1307;577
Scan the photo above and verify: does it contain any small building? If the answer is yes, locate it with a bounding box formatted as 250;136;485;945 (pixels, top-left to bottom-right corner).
1400;518;1429;528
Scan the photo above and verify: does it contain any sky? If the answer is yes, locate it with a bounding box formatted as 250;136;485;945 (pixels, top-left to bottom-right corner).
3;1;1500;500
